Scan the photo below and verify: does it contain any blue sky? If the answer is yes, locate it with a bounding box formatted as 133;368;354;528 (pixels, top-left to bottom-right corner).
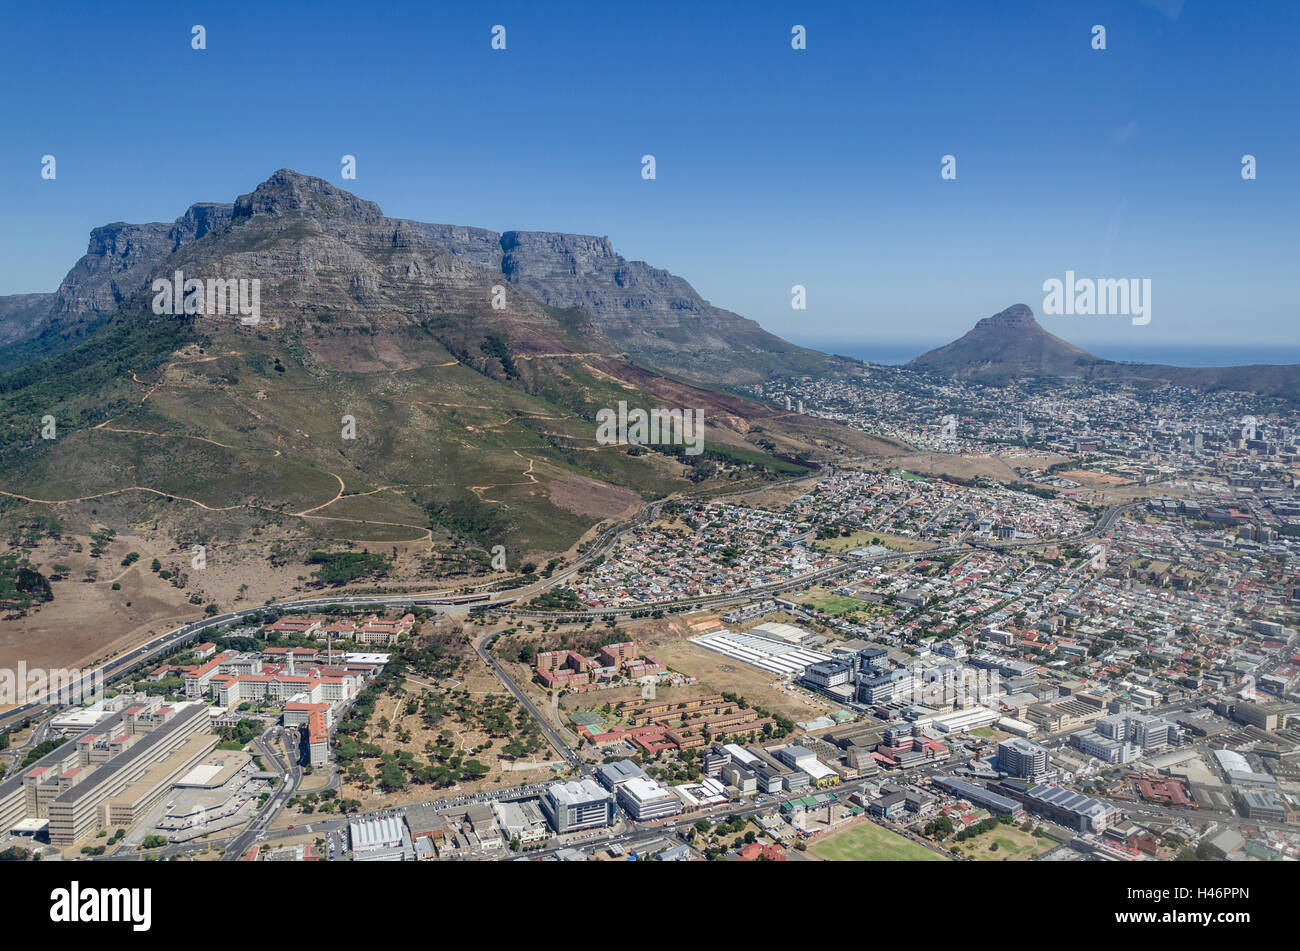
2;0;1297;357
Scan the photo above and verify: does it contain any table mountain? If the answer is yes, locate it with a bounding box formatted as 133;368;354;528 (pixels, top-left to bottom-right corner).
0;169;898;569
6;170;845;387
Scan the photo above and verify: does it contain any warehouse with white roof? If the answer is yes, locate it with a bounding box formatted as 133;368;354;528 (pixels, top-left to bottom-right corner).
349;815;411;861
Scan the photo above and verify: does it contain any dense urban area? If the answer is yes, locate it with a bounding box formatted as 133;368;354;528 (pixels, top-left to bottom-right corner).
2;368;1297;864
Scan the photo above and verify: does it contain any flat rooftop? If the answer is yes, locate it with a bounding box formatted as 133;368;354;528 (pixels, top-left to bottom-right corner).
175;750;250;789
52;704;208;805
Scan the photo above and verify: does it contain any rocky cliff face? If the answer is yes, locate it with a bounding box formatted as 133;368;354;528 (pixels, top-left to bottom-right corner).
498;229;786;361
0;293;55;347
128;172;612;374
494;229;837;382
234;169;382;225
0;170;895;571
49;202;235;322
10;169;843;386
402;222;502;270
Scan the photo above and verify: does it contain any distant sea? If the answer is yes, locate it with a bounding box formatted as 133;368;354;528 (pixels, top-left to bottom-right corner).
788;337;1300;369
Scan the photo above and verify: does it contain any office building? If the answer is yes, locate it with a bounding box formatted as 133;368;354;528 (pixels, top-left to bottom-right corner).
801;657;854;691
859;671;914;705
616;776;682;822
702;745;732;778
1021;783;1122;834
596;759;648;791
540;778;615;833
1071;730;1140;765
1096;712;1175;751
1238;789;1285;823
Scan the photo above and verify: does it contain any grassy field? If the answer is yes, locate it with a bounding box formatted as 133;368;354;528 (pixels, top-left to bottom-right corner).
785;587;893;623
810;820;948;862
951;824;1056;861
820;530;935;553
785;587;873;617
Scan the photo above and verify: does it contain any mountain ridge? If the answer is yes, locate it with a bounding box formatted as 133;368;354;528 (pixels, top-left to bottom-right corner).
1;169;845;386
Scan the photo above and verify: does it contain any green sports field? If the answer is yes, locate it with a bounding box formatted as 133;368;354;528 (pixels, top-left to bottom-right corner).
809;821;949;862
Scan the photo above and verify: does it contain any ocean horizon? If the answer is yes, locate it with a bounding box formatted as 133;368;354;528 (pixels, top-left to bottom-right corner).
787;338;1300;369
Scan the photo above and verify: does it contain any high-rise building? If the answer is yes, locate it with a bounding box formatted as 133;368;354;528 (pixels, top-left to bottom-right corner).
1096;713;1173;751
996;737;1050;780
858;671;914;705
801;658;854;690
856;648;890;675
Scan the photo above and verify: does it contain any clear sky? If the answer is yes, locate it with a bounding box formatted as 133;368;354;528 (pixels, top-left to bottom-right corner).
2;1;1297;355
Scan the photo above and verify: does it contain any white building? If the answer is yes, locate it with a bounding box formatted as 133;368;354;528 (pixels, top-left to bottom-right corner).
349;815;409;861
617;776;683;822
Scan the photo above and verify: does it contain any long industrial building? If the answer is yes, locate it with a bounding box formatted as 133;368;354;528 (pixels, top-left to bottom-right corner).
48;704;214;847
0;701;216;849
689;630;832;677
933;776;1024;816
1019;783;1123;834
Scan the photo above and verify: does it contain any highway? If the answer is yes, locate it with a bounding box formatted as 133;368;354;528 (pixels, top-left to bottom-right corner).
0;469;809;729
0;476;1144;859
0;488;1136;737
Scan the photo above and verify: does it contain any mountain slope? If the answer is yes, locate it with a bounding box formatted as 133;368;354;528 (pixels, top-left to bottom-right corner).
910;303;1300;400
0;293;55;349
0;171;897;571
908;303;1097;378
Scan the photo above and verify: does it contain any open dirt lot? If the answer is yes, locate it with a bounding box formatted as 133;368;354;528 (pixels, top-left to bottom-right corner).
0;529;438;673
866;453;1025;483
998;452;1073;470
1059;469;1130;488
635;619;842;721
